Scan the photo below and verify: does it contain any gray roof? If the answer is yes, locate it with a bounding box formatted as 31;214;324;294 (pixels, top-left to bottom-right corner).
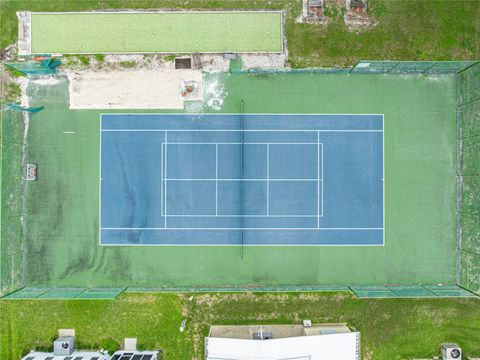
111;351;158;360
20;351;110;360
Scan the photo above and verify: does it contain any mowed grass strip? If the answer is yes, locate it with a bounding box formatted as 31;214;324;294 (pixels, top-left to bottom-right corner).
30;11;283;54
2;0;479;65
1;292;480;360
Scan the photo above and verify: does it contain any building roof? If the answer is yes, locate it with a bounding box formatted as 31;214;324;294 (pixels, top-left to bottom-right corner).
111;351;158;360
205;332;361;360
20;350;158;360
209;323;352;339
20;351;110;360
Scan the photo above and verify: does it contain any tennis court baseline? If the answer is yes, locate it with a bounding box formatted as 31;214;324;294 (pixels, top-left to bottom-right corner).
100;114;384;246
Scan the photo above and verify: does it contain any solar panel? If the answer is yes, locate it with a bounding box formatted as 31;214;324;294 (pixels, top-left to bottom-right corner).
120;355;133;360
112;355;121;360
90;357;99;360
73;357;84;360
141;355;153;360
44;357;54;360
132;355;143;360
24;357;34;360
64;357;73;360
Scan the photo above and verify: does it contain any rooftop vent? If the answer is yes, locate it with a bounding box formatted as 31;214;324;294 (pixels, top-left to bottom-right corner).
252;332;273;340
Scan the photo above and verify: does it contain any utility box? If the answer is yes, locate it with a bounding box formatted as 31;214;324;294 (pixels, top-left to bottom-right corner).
124;338;137;351
53;336;75;356
442;343;462;360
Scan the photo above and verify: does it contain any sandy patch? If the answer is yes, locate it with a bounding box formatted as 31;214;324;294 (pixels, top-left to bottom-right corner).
67;68;202;109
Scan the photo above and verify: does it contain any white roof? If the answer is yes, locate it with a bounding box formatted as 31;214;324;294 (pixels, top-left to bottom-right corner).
205;332;360;360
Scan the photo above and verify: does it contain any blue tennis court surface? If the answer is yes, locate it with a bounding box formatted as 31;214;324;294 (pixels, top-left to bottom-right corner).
100;114;384;246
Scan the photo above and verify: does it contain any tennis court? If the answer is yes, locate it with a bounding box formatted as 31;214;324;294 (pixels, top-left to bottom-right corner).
1;69;459;291
100;114;384;246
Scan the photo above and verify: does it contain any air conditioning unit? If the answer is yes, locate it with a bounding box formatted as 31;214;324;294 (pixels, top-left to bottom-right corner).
303;320;312;327
53;336;75;356
442;343;461;360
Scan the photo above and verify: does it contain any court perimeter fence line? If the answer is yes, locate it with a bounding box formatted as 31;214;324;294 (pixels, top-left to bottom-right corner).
1;60;480;299
229;60;479;76
456;61;480;295
1;284;476;300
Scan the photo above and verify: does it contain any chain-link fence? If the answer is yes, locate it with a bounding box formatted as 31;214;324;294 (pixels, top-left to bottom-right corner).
456;62;480;294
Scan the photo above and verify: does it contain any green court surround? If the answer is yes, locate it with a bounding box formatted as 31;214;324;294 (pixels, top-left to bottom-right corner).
5;71;457;290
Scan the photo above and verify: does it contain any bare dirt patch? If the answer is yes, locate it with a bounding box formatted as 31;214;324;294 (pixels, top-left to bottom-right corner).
67;68;202;109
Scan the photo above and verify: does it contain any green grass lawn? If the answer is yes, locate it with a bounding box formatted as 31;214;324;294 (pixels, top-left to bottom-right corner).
286;0;480;67
30;12;283;53
1;0;480;66
1;292;480;360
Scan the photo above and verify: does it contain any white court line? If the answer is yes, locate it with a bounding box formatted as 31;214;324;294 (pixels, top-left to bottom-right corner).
165;142;320;145
63;131;76;134
102;129;384;133
317;131;320;228
161;140;164;217
164;178;321;181
321;143;324;217
100;112;384;116
382;115;385;245
162;139;322;218
164;215;320;218
164;131;168;229
98;117;102;245
102;227;384;231
266;144;269;216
